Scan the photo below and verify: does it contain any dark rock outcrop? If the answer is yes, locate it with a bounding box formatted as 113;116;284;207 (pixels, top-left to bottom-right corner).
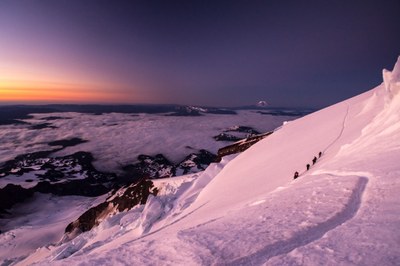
166;106;202;116
123;154;175;180
0;151;117;215
216;132;273;161
213;133;242;142
0;151;116;184
65;178;158;234
122;150;217;180
226;126;260;135
176;150;217;175
214;126;261;142
166;106;236;116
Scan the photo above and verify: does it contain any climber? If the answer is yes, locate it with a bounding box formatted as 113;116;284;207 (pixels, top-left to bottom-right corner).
319;151;322;158
312;156;317;165
293;171;299;179
306;164;310;170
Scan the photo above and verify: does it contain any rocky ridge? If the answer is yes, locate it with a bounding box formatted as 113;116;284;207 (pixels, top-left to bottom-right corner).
65;178;158;235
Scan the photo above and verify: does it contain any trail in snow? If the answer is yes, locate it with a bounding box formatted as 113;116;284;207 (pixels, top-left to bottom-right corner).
323;105;349;153
230;175;368;265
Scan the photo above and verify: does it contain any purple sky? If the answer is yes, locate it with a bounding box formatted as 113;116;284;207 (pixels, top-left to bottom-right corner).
1;0;399;108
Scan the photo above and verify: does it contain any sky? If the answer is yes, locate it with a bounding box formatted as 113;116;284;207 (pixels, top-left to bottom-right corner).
0;0;399;108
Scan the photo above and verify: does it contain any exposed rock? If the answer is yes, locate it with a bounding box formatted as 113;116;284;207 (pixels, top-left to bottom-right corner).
123;154;175;180
0;150;116;215
166;106;236;116
122;150;217;180
214;126;260;142
213;133;242;142
176;150;217;175
0;150;57;175
166;106;202;116
216;132;273;161
65;201;110;234
0;151;116;184
65;179;158;234
226;126;260;135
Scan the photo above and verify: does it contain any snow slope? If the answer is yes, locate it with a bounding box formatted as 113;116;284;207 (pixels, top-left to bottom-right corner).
16;57;400;265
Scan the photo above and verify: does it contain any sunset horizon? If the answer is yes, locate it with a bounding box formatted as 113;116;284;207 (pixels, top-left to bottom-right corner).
1;1;399;108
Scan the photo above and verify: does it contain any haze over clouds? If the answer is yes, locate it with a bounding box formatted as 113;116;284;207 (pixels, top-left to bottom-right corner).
0;1;399;107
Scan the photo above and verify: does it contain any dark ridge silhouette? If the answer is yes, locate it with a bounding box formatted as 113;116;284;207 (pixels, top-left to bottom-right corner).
48;138;88;148
29;123;57;130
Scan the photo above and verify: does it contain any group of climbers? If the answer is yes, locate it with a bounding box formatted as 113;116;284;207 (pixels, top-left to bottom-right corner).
293;151;322;180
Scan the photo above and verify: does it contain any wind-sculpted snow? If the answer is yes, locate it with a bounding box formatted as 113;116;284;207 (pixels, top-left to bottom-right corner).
66;179;158;234
383;56;400;93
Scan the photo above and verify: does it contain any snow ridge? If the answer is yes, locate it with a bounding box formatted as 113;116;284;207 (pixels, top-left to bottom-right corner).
383;56;400;93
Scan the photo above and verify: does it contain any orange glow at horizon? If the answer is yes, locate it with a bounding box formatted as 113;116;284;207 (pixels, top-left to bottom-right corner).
0;79;133;103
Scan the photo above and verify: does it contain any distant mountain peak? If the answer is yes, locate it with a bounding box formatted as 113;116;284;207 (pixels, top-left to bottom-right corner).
256;100;268;107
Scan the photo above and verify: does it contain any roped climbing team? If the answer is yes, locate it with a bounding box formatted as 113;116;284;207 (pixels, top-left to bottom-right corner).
293;151;322;180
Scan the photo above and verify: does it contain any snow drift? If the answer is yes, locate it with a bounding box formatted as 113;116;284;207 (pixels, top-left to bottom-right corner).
9;57;400;265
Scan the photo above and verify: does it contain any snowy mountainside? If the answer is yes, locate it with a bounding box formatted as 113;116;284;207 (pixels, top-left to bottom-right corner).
11;57;400;265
